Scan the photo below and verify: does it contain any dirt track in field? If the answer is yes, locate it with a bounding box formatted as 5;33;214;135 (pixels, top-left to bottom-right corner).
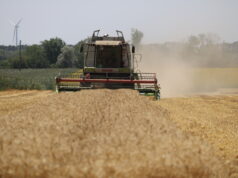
0;90;237;177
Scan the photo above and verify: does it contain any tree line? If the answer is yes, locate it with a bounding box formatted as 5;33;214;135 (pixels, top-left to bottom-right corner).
0;30;238;69
0;29;143;69
0;38;86;69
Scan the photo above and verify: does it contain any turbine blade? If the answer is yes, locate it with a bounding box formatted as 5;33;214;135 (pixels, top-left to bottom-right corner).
16;18;22;26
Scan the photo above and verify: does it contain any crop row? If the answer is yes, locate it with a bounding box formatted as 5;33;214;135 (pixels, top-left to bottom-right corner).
0;68;77;90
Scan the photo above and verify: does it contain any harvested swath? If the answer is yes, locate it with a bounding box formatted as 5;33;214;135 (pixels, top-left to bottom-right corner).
0;89;227;178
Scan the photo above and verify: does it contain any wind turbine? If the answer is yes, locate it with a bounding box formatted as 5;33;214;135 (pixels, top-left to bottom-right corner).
9;19;22;46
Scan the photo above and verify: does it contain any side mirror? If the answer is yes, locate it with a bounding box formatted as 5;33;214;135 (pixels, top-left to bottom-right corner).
80;46;83;53
132;46;135;53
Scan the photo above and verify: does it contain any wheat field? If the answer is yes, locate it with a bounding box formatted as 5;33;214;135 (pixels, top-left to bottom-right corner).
158;95;238;177
0;89;234;178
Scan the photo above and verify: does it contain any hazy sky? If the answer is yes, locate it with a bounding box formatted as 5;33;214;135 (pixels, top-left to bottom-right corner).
0;0;238;45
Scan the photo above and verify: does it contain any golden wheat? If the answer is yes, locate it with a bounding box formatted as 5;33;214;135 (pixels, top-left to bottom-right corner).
158;95;238;177
0;89;229;178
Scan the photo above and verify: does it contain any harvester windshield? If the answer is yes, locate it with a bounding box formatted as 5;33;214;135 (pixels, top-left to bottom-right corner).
85;43;129;68
96;45;123;68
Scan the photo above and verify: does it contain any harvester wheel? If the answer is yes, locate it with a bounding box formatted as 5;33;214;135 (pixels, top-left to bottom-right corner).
56;84;59;93
155;90;160;100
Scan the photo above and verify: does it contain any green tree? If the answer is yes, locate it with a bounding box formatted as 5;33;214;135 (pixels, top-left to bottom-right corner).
9;56;25;69
41;38;65;65
56;46;77;68
0;49;6;61
131;28;144;47
24;45;49;68
0;60;10;68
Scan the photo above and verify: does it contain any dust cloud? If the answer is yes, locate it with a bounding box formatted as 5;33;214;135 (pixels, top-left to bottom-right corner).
137;46;195;97
136;45;238;98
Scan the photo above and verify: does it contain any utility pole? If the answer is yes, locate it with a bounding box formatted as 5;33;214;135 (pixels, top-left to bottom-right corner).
19;40;22;71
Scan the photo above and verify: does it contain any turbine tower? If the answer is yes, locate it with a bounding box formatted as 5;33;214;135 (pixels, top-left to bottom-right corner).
10;19;22;46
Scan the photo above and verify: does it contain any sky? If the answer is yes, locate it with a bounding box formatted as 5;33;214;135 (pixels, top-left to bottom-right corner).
0;0;238;45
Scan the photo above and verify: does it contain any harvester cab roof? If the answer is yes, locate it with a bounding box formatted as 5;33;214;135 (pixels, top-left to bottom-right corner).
90;30;125;43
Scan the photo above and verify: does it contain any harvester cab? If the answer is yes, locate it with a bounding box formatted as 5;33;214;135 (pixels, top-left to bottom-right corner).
56;30;160;99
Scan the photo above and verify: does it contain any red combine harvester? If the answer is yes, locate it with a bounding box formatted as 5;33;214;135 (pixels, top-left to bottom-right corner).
55;30;160;99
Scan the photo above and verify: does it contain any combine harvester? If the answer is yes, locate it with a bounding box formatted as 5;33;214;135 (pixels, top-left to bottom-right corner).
55;30;160;99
